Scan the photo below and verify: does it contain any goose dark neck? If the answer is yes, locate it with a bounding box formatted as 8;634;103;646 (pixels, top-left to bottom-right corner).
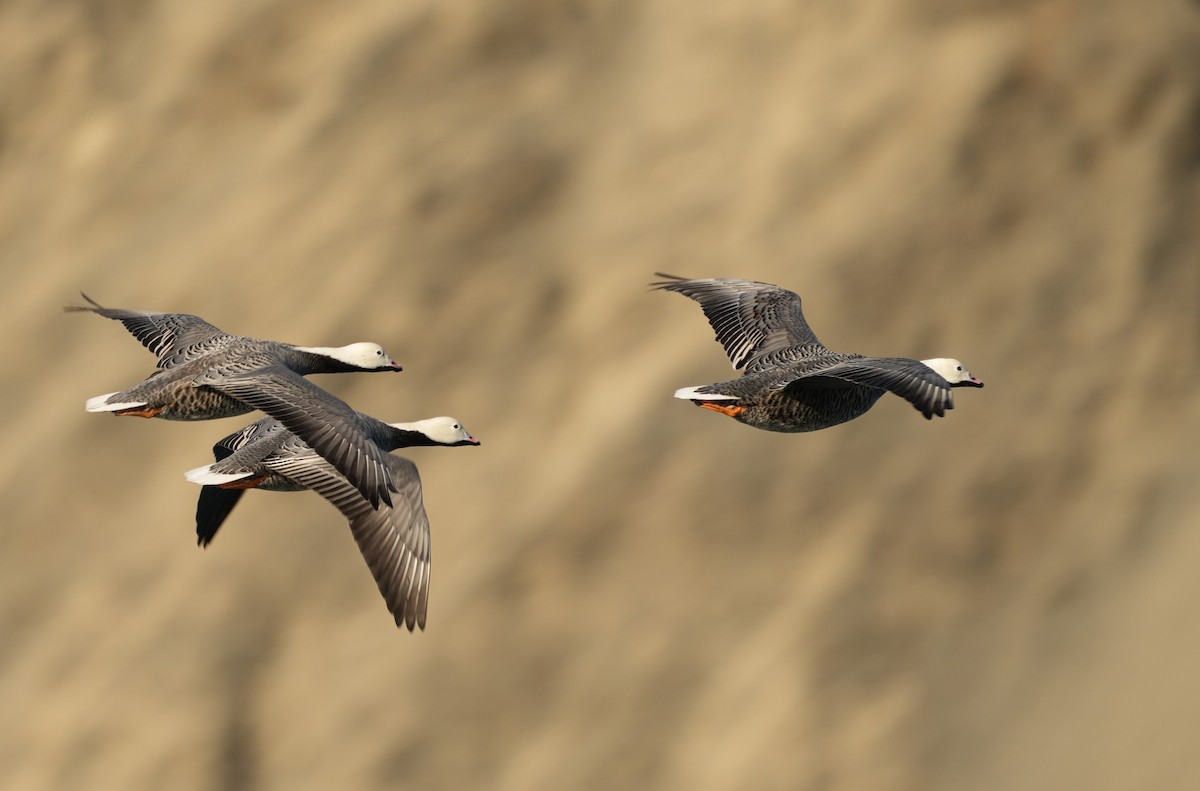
379;425;440;451
288;347;368;375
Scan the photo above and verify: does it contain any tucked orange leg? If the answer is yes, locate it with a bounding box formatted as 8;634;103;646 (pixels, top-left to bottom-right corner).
115;406;162;418
219;474;269;490
698;402;747;418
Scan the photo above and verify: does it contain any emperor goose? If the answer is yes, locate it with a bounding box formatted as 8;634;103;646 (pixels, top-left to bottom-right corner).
185;414;480;631
652;274;983;432
66;292;404;507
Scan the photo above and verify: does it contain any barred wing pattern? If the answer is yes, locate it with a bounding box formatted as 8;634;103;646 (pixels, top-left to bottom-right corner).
199;365;398;508
65;293;234;369
269;453;432;631
651;273;823;369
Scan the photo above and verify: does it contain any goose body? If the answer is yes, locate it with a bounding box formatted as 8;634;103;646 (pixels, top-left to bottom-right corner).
82;340;397;420
653;274;983;432
67;293;405;507
185;414;480;631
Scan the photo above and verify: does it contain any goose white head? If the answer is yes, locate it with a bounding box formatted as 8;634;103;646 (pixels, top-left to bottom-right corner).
390;417;480;446
294;342;403;371
922;358;984;387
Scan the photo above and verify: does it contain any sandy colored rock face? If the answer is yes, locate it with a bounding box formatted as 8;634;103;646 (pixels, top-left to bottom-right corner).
3;1;1199;789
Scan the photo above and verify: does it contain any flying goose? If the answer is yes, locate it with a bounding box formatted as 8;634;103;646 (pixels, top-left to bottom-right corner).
652;274;983;432
185;414;480;631
66;292;405;507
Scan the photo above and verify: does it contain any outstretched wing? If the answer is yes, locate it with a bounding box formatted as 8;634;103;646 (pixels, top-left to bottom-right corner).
199;365;398;508
651;273;824;369
64;292;233;369
786;357;955;419
270;453;432;631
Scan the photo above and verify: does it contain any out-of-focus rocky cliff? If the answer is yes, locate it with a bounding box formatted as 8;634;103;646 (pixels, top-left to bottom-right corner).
3;1;1199;789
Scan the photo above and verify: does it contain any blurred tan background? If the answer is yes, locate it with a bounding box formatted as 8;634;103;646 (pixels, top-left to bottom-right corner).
3;1;1200;789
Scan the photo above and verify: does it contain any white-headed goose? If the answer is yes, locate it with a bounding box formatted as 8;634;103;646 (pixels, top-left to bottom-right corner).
185;414;480;631
67;292;405;507
653;274;983;432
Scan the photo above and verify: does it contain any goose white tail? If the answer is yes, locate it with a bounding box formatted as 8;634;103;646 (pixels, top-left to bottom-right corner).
86;393;148;412
184;464;253;486
673;386;739;401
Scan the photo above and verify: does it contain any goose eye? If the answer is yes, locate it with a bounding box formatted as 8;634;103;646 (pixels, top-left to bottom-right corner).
956;365;963;371
376;349;383;356
453;424;460;430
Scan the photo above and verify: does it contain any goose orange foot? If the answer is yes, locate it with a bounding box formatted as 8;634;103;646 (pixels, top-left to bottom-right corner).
115;406;162;418
218;474;269;490
698;402;747;418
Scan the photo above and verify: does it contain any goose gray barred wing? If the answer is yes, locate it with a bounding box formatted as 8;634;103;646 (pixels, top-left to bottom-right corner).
198;364;399;508
651;274;824;370
205;418;297;476
785;357;955;419
64;292;234;369
269;453;433;631
212;417;282;458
